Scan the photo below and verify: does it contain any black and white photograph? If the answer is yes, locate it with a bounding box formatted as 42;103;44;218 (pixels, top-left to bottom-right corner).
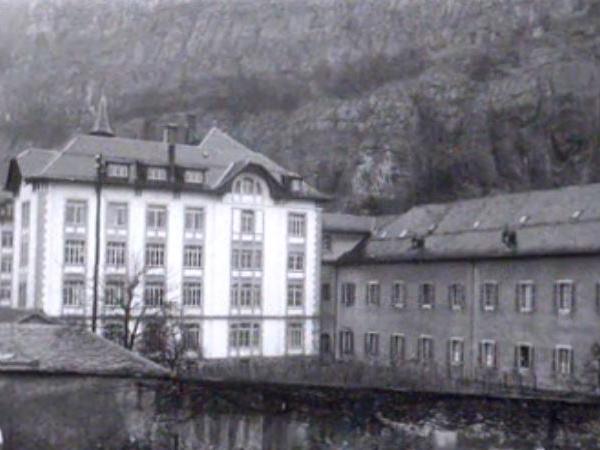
0;0;600;448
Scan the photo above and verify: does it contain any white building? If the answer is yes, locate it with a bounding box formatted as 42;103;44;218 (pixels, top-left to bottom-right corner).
4;103;327;359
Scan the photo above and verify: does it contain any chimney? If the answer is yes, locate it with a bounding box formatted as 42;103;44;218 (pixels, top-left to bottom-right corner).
164;124;178;180
89;94;115;138
185;113;198;145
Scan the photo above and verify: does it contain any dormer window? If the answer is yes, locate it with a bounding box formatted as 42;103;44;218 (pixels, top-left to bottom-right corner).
184;170;205;184
290;178;302;192
107;163;129;178
147;167;167;182
233;176;263;195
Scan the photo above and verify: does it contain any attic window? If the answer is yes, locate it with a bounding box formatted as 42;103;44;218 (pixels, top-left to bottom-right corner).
184;170;205;184
473;220;480;229
233;176;263;195
107;163;129;178
290;177;303;192
147;167;167;181
519;215;529;225
571;210;583;220
399;229;408;238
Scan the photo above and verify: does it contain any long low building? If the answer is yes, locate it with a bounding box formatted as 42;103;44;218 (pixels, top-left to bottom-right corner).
324;184;600;392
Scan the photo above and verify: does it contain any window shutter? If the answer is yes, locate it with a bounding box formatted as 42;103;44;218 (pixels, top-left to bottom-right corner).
553;283;559;315
571;283;577;315
364;333;369;355
448;286;452;310
552;348;557;373
530;347;535;370
514;346;519;369
531;284;536;312
515;284;520;312
447;340;452;367
493;343;497;369
349;332;354;354
431;339;435;360
478;342;483;367
570;348;574;375
494;284;499;311
461;285;466;310
480;284;485;311
417;338;422;361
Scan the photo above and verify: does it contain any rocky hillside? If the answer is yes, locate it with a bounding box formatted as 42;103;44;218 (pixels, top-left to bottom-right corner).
0;0;599;212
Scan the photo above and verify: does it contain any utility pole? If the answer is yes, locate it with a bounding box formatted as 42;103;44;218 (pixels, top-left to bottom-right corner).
92;154;105;333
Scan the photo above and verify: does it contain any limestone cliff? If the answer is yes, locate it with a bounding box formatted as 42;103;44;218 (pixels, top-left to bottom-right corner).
1;0;599;212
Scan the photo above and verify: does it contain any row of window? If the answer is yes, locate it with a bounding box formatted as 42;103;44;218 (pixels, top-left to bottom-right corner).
105;162;207;186
62;277;306;309
338;331;574;374
338;280;579;314
63;201;307;237
229;322;304;350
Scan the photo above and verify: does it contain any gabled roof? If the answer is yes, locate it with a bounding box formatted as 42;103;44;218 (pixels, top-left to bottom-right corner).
7;127;328;202
340;183;600;263
0;322;169;378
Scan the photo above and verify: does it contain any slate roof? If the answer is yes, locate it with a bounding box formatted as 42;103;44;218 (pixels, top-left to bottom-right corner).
340;183;600;263
322;213;376;233
0;322;169;378
9;128;328;201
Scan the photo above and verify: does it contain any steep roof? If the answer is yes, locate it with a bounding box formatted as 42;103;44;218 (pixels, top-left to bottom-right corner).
340;183;600;263
322;213;376;234
0;322;169;378
8;127;328;201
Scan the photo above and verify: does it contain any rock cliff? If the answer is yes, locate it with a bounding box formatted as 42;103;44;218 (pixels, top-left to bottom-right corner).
1;0;599;212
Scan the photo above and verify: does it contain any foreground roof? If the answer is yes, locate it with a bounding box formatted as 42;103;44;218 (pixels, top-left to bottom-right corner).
340;183;600;263
322;213;376;233
0;307;57;324
8;128;328;202
0;322;169;378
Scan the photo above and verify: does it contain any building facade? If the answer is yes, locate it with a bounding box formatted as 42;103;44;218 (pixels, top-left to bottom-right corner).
0;194;13;307
328;186;600;392
5;108;326;359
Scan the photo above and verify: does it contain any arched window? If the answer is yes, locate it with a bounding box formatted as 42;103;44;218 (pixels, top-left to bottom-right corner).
233;175;264;196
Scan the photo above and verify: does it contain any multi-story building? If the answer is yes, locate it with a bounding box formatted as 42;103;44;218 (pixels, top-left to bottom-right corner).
4;102;327;359
329;185;600;392
0;193;14;307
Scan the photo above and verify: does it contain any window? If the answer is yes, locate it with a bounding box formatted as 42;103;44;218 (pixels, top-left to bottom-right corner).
240;210;255;234
144;281;165;307
104;280;125;307
1;255;11;274
287;252;304;272
419;283;435;309
21;201;30;229
107;163;129;178
554;346;573;375
145;243;165;267
182;324;201;350
107;203;127;228
231;282;261;308
418;336;434;361
0;281;11;301
321;283;331;302
481;281;498;312
146;206;167;231
233;176;263;195
390;334;405;361
183;245;203;268
1;231;13;248
184;208;204;232
516;281;535;313
184;170;205;184
322;234;332;252
106;241;126;267
18;281;26;307
64;239;86;265
341;282;356;306
554;281;574;314
320;333;331;354
229;322;260;349
366;281;380;305
287;281;304;308
103;323;125;345
365;332;379;356
19;238;28;267
63;279;85;306
287;322;304;350
288;213;306;237
448;338;464;365
231;248;262;270
479;340;496;368
339;329;354;355
143;322;164;352
448;284;465;311
515;344;534;370
147;167;167;181
182;282;202;307
391;282;406;308
65;201;86;227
